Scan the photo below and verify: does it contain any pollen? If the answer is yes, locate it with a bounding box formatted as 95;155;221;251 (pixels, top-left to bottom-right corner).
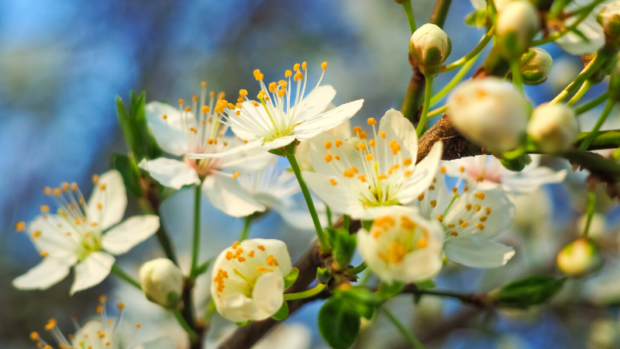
321;61;327;70
225;251;234;260
460;222;468;227
330;178;338;186
294;63;300;71
30;332;39;341
367;118;376;125
480;216;487;222
486;207;492;215
430;200;437;207
366;153;373;161
32;230;41;238
357;143;367;151
232;241;240;249
437;214;443;222
459;166;465;173
334;155;340;160
232;172;240;179
302;62;307;70
466;204;472;211
380;130;386;138
257;245;265;251
369;139;376;147
266;255;279;266
285;70;292;77
417;239;428;248
45;319;57;331
450;231;458;236
257;266;266;272
15;221;25;231
40;252;49;257
294;71;303;81
358;174;367;182
335;139;343;147
474;204;481;211
253;69;264;81
476;223;485;230
117;302;125;310
418;193;424;201
248;250;255;257
54;188;61;196
475;192;485;200
324;141;332;149
403;158;412;166
324;154;333;162
44;187;52;195
404;171;412;177
343;169;355;178
439;166;446;174
401;216;416;230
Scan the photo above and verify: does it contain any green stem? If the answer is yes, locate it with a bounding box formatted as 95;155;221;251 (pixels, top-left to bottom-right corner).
358;270;372;286
551;53;606;104
283;283;326;301
402;0;416;34
343;215;350;231
432;53;480;106
326;205;333;227
583;190;596;237
575;92;609;115
443;26;494;72
427;105;447;119
173;309;198;342
510;59;524;93
382;306;426;349
285;150;329;251
579;99;616;151
416;75;434;137
111;264;142;290
567;80;593;106
189;184;202;279
348;262;367;275
239;216;252;242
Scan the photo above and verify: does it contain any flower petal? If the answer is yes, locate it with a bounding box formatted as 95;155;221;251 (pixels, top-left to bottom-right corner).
138;337;177;349
501;168;566;193
297;85;337;120
379;109;418;163
445;236;515;268
242;238;293;275
146;102;188;156
397;141;443;204
188;138;265;159
13;257;76;290
202;172;266;217
101;215;160;255
138;158;200;189
29;215;81;259
70;252;115;294
302;171;361;215
217;293;266;323
252;269;285;318
294;99;364;141
88;170;127;230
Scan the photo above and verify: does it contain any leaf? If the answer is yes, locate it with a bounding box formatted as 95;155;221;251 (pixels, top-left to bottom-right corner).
416;279;436;290
284;268;299;290
317;267;332;284
318;299;361;349
116;92;162;162
465;12;478;27
494;276;566;309
111;153;142;197
195;258;214;277
378;281;405;300
333;229;357;268
272;301;289;321
236;320;252;327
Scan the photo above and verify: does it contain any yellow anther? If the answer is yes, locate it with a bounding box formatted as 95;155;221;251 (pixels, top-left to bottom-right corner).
343;169;355;178
321;61;327;70
324;154;333;162
61;182;69;191
358;174;367;182
430;200;437;207
437;214;443;222
294;70;303;81
15;221;25;231
369;139;376;147
459;166;465;173
294;63;300;71
30;332;39;341
45;319;56;331
334;155;340;160
417;239;428;248
44;186;52;195
418;193;425;201
335;139;343;147
32;230;41;238
257;266;266;272
269;82;277;92
192;96;198;102
117;302;125;310
40;204;50;213
450;231;458;236
466;204;472;211
136;323;142;328
475;192;485;200
285;70;292;77
439;166;446;173
460;222;469;227
359;131;368;139
380;130;386;138
201;81;207;87
239;89;248;96
100;184;107;191
202;106;210;114
324;141;332;149
404;171;412;177
480;216;487;222
302;62;307;70
218;92;226;100
330;178;338;186
476;223;485;230
178;99;184;105
366;153;373;161
403;158;412;166
253;69;264;81
232;172;240;179
357;143;367;151
367;118;376;125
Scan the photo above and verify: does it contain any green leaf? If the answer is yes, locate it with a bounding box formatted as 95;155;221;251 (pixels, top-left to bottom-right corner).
110;153;142;197
333;229;357;268
317;267;332;284
195;258;214;277
494;276;566;309
272;301;289;321
378;281;405;300
284;268;299;290
475;9;487;28
464;12;478;27
500;153;531;172
416;279;436;289
318;299;361;349
116;92;162;162
336;286;381;319
236;320;252;327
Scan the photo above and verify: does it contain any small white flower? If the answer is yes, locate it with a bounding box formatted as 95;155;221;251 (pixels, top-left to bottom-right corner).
236;160;324;230
442;155;566;194
303;109;443;220
30;297;175;349
357;210;444;284
413;170;516;268
140;258;185;309
556;0;614;55
188;62;364;158
528;103;579;153
448;78;529;152
13;170;160;294
140;86;275;218
211;239;292;322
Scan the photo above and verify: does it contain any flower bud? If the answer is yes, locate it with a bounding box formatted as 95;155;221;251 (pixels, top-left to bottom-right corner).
409;23;452;76
139;258;184;308
527;103;578;153
557;238;602;277
496;2;540;59
519;48;553;85
598;2;620;51
609;59;620;101
448;78;529;152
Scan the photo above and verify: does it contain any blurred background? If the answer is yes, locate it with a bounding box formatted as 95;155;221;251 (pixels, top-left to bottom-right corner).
2;0;620;348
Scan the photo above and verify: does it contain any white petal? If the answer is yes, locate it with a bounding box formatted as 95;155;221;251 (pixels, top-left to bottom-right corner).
29;215;81;258
139;158;200;189
146;102;188;156
188;138;265;159
217;293;267;323
397;141;443;204
502;168;566;194
102;215;160;255
70;252;115;294
88;170;127;231
302;171;361;215
294;100;364;141
13;257;76;290
555;19;605;55
202;172;266;217
220;138;276;172
138;337;177;349
278;204;327;230
445;236;515;268
242;238;293;275
252;269;285;318
400;248;443;281
350;205;420;221
379;109;418;163
297;85;337;120
262;135;297;150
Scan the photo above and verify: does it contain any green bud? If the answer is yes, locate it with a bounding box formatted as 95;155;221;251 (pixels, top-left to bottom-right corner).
557;238;603;277
496;2;540;59
317;267;332;284
500;154;532;172
409;23;452;76
519;48;553;85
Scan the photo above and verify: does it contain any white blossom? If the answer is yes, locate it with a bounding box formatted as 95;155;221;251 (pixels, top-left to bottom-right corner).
357;210;444;284
303;109;443;219
211;239;292;322
13;170;160;294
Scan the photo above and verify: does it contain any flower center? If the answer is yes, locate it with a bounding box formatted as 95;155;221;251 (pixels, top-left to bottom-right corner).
372;216;430;265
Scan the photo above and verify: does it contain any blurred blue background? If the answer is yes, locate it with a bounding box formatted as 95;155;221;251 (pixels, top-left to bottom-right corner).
2;1;619;348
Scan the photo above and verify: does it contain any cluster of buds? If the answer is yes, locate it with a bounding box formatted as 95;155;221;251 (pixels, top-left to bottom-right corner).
409;23;452;76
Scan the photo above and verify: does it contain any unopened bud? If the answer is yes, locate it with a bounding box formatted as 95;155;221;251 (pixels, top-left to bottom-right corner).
608;60;620;101
527;104;578;153
139;258;184;309
598;2;620;51
496;2;540;59
448;78;529;152
557;238;602;277
519;47;553;85
409;23;452;76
